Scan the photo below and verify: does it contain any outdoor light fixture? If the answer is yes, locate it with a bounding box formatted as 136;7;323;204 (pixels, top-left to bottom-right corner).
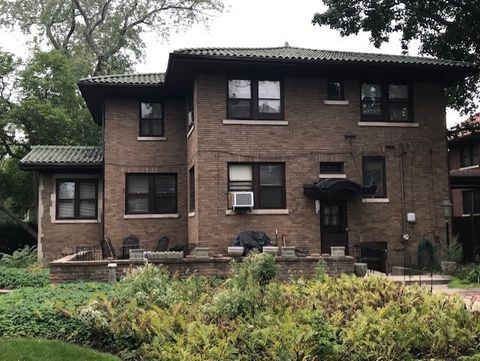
441;199;453;220
441;199;453;246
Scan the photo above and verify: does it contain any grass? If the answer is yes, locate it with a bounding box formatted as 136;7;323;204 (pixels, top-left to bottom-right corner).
449;277;480;289
0;339;120;361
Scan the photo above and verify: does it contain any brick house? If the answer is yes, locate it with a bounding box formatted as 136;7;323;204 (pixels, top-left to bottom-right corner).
448;113;480;260
20;46;478;270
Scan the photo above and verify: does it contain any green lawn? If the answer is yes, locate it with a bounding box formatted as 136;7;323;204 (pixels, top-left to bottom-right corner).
449;277;480;289
0;339;120;361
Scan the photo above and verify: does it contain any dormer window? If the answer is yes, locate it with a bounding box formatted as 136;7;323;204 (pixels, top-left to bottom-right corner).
227;79;283;120
140;102;163;136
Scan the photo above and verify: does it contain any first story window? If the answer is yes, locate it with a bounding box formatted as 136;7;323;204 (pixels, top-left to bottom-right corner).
228;163;286;209
126;173;177;214
362;156;387;198
140;102;163;136
227;79;282;119
327;80;344;100
460;144;478;167
56;179;98;220
361;82;412;122
463;190;480;214
189;167;195;212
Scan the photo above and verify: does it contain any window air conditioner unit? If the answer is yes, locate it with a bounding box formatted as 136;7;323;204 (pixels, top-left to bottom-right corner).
232;191;254;210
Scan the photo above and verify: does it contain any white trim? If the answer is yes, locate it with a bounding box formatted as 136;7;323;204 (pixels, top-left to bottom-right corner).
362;198;390;203
124;213;180;219
226;209;289;216
223;119;288;126
319;174;347;179
462;213;480;217
358;121;419;127
187;125;195;139
459;164;479;170
188;211;195;218
53;219;101;224
324;100;349;105
137;136;167;141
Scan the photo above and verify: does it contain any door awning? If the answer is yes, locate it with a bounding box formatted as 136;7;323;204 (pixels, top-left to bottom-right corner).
303;179;377;200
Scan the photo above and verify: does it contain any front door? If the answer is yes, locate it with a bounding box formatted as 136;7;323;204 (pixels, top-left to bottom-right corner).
320;200;348;254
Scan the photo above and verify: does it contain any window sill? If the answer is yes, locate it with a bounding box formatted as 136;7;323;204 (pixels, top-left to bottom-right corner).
187;125;195;139
459;165;479;170
462;214;480;217
188;211;195;218
358;121;419;127
324;100;349;105
225;209;289;215
223;119;288;126
124;213;180;219
137;136;167;141
362;198;389;203
319;174;347;179
53;219;100;224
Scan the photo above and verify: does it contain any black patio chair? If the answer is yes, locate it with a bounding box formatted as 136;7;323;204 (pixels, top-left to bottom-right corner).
100;238;116;259
122;234;140;259
155;236;170;252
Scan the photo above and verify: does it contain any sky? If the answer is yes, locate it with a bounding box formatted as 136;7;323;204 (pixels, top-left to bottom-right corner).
0;0;472;126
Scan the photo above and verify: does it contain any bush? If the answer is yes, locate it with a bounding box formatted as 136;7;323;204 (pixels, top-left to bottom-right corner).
444;234;463;262
0;267;49;288
1;246;38;268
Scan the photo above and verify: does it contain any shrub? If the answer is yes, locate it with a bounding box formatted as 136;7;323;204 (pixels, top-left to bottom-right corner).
453;263;480;285
0;267;49;288
444;234;463;262
1;245;38;268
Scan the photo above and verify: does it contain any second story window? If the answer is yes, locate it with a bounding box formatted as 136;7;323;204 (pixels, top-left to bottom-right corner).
327;80;344;100
227;79;282;120
463;189;480;214
362;156;386;198
361;83;412;122
140;102;163;137
460;144;478;168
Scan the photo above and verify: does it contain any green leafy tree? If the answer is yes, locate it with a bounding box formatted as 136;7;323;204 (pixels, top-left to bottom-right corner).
313;0;480;114
0;0;224;75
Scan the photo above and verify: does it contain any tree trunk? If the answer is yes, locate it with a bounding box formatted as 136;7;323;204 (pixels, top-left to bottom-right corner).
0;201;37;240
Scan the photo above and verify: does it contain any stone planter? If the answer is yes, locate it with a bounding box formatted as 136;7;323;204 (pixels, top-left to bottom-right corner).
228;246;244;257
330;246;345;257
194;247;210;258
441;261;457;275
146;251;183;260
354;263;368;277
263;246;279;256
129;249;145;261
281;246;296;258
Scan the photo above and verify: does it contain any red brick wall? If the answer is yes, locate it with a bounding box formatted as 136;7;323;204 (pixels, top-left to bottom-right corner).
39;173;103;261
194;75;449;267
103;98;188;255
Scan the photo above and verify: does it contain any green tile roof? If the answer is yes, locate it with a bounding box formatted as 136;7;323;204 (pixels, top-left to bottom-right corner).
173;46;476;69
20;146;103;168
78;73;165;86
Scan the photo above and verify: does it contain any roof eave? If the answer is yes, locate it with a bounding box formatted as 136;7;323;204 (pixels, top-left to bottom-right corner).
19;163;102;171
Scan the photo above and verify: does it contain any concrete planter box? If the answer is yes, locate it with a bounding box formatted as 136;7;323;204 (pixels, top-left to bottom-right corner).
330;246;345;257
194;247;210;258
228;246;244;257
263;246;279;256
281;246;297;258
146;251;183;260
354;263;368;277
441;261;457;275
129;249;145;261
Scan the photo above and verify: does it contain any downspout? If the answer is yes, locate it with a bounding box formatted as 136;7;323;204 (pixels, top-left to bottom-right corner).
102;101;106;241
399;144;406;236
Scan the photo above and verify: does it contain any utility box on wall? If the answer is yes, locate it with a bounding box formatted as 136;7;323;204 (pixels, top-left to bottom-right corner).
407;213;416;223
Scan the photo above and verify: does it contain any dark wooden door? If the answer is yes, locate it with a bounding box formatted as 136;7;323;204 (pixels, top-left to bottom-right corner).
320;200;348;254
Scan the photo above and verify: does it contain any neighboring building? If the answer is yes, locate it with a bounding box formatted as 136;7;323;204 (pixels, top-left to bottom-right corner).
20;46;478;270
448;113;480;260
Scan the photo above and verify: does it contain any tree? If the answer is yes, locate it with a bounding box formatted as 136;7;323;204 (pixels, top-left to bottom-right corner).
0;0;224;75
312;0;480;114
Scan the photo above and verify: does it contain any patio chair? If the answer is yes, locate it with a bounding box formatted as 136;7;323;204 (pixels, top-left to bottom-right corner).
155;236;170;252
100;238;116;259
122;234;140;259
